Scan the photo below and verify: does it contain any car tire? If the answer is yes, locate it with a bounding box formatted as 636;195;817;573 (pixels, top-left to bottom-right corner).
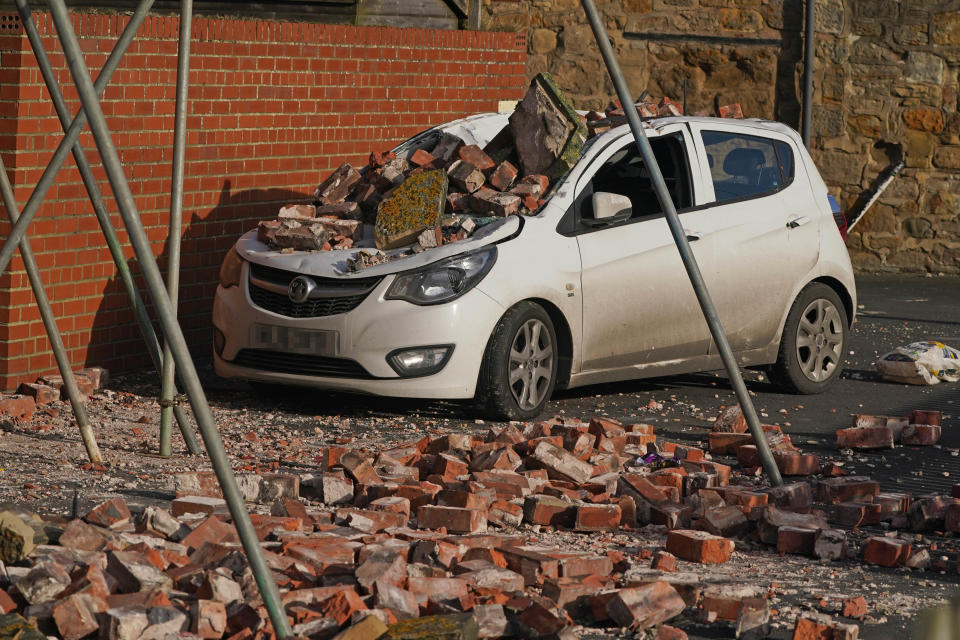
476;301;559;421
771;283;848;394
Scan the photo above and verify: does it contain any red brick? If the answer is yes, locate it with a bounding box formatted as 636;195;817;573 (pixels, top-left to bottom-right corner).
836;426;894;449
574;504;621;532
650;550;677;572
713;405;748;433
409;149;436;167
0;395;36;421
606;581;686;629
709;432;753;455
193;599;227;638
817;476;880;504
862;536;911;567
909;409;941;426
655;625;689;640
458;144;494;170
488;161;518;191
84;498;131;529
774;453;821;476
718;103;743;119
417;505;486;533
901;424;941;445
0;589;16;614
321;589;367;624
52;593;104;640
16;383;57;405
777;526;816;555
792;612;859;640
666;530;734;564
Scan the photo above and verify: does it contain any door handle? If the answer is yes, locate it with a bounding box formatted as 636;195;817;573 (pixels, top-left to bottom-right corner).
787;216;810;228
684;230;701;241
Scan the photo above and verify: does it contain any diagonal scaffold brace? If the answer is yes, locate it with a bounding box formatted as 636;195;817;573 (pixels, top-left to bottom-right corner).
580;0;784;486
12;0;201;456
42;0;294;634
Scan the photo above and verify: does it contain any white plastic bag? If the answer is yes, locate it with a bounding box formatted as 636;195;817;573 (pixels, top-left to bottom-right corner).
876;340;960;385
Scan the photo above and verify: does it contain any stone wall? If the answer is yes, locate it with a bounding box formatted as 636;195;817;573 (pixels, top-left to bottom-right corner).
482;0;960;274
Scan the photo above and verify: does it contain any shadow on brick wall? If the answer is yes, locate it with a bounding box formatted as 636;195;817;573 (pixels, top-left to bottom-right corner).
87;179;311;378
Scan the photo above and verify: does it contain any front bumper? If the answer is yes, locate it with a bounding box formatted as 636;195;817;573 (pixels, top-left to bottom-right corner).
211;264;505;399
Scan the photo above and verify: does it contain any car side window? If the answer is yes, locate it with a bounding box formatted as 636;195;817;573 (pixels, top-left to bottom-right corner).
701;131;793;203
580;134;693;223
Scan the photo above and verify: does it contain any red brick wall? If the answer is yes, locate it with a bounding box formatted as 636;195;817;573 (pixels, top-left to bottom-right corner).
0;10;527;390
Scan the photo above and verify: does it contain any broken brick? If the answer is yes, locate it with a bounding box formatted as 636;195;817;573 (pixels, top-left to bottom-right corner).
862;536;911;567
901;424;941;446
666;530;734;564
417;505;486;533
606;581;686;630
836;425;894;449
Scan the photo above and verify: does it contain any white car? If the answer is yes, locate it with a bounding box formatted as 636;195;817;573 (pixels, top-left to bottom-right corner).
212;114;856;420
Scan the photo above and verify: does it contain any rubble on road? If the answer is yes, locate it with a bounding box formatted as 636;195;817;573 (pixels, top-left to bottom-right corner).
0;400;958;640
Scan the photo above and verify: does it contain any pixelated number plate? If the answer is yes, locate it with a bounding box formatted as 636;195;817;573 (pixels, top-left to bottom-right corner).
252;324;339;356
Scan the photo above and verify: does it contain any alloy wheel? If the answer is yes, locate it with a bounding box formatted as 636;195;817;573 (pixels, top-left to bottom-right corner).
795;298;843;382
508;318;554;411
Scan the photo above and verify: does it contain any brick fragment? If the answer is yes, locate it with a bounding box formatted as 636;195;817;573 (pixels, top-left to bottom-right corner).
842;595;867;620
813;528;847;561
192;599;227;639
702;505;749;538
52;593;104;640
522;495;575;527
836;425;894;449
60;518;110;553
774;452;821;476
172;496;229;518
862;536;911;567
0;394;37;421
471;188;521;217
315;163;362;205
15;560;71;604
488;161;518;191
713;405;748;433
16;383;57;405
488;500;523;527
817;476;880;505
574;504;621;532
792;612;859;640
901;424;941;445
651;550;677;572
374;581;419;620
181;516;239;552
531;441;594;484
777;526;816;556
340;451;381;485
718;103;744;119
756;506;828;545
106;550;173;593
417;505;486;533
910;409;941;425
447;160;486;194
908;496;960;531
666;529;734;564
606;581;686;630
458;144;495;171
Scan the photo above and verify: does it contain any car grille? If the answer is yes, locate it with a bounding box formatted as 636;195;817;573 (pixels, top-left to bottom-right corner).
231;349;374;379
247;263;382;319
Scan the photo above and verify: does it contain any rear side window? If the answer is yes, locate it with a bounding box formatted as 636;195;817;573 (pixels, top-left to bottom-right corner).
701;131;794;203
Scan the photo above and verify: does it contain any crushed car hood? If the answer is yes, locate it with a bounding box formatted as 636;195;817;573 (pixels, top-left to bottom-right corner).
237;214;521;279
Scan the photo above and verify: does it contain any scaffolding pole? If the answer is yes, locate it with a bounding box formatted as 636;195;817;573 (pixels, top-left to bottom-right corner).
581;0;784;486
159;0;193;456
0;157;101;463
44;1;293;634
13;0;201;456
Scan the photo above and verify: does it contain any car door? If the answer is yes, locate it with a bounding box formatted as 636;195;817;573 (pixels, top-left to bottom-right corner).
682;123;820;354
574;126;713;371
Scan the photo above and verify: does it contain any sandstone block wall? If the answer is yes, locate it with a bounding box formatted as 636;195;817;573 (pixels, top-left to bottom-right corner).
484;0;960;274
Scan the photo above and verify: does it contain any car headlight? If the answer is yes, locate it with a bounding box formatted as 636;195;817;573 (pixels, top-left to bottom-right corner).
385;246;497;305
218;243;245;288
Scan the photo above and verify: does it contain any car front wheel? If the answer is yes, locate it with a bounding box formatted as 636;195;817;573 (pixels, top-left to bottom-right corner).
771;282;848;394
476;301;558;421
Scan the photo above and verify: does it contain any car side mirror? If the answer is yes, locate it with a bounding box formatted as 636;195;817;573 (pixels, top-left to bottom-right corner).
582;192;632;227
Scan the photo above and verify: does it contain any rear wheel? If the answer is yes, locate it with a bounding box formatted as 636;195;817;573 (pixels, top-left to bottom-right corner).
771;283;848;394
476;302;558;421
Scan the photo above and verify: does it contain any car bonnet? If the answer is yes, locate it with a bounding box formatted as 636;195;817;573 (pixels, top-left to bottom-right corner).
235;214;521;279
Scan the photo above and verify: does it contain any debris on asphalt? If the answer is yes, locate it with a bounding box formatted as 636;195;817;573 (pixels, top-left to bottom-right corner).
876;341;960;385
0;395;958;640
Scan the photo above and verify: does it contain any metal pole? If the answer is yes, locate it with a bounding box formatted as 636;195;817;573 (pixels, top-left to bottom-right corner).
45;2;293;635
802;0;815;148
0;0;153;280
13;0;201;455
0;158;102;464
160;0;193;456
580;0;784;486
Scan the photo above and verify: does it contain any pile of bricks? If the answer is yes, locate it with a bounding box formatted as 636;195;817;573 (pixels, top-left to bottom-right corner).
1;407;957;640
254;73;585;265
584;97;744;138
0;367;110;423
837;409;942;449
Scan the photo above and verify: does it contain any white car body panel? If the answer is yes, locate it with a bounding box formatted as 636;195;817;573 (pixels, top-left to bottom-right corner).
212;113;857;401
